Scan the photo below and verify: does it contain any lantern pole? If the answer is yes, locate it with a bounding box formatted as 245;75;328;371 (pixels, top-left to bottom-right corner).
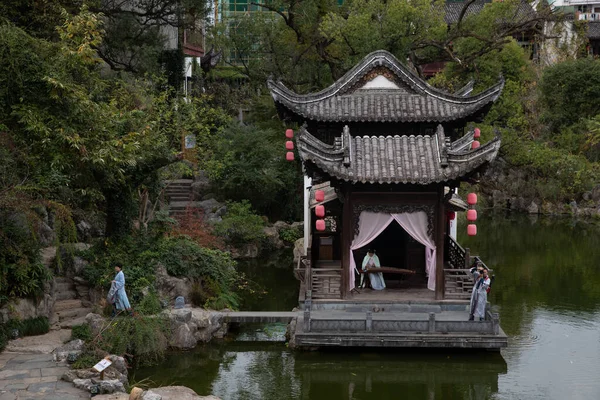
303;169;312;255
450;188;458;240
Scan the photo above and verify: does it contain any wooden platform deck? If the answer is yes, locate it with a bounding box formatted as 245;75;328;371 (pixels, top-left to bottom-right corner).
294;305;507;350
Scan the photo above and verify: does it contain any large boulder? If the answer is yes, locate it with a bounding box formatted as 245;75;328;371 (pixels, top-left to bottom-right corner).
293;238;305;265
73;378;126;394
170;323;197;349
53;339;84;362
191;171;212;201
142;386;221;400
527;201;539;214
197;199;223;214
263;226;284;249
37;221;56;246
0;295;55;323
76;220;93;242
155;264;191;302
85;313;107;336
63;365;128;385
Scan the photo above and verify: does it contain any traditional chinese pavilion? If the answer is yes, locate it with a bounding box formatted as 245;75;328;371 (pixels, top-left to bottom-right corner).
269;50;503;303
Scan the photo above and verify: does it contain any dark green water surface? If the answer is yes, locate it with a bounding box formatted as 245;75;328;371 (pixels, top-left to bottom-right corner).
134;215;600;400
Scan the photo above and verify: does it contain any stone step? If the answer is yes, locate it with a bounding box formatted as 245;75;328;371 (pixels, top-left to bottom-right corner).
56;290;78;301
54;299;83;312
168;195;191;200
166;179;193;185
57;307;93;321
56;282;75;292
166;190;191;196
54;277;71;284
59;315;91;329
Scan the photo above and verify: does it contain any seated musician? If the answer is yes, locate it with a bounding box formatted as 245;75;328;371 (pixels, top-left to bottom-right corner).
360;249;386;290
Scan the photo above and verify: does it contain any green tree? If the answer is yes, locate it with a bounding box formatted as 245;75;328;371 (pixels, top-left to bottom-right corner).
206;123;303;221
539;58;600;131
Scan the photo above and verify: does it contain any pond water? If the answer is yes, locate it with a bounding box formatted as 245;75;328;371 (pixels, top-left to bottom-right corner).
134;215;600;400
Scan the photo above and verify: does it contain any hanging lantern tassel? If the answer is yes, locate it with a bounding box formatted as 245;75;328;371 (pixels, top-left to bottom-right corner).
316;219;326;231
285;141;294;150
467;209;477;222
467;193;477;205
286;129;294;139
286;151;294;161
474;127;481;139
467;224;477;236
315;205;325;218
471;140;481;150
315;190;325;202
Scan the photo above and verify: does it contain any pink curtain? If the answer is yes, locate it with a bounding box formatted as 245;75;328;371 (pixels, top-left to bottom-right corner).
392;212;436;291
349;212;395;290
349;211;437;292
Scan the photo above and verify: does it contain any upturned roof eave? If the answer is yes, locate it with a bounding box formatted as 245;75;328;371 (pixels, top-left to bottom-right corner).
296;128;501;185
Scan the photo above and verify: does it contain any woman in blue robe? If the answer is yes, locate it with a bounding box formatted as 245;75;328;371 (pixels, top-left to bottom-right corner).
361;250;386;290
111;263;132;315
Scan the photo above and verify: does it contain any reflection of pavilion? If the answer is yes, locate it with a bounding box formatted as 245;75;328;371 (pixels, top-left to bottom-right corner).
269;50;507;349
295;353;507;400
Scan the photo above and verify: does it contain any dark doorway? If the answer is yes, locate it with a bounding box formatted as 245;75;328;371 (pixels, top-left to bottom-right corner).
354;221;427;289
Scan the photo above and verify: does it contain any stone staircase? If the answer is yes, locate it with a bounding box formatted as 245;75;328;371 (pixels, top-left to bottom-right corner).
52;277;93;329
165;179;193;217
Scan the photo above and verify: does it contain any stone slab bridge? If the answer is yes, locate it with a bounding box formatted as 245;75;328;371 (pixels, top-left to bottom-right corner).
221;311;298;324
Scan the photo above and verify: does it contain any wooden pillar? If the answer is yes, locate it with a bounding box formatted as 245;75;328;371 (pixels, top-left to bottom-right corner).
435;187;446;300
341;187;352;299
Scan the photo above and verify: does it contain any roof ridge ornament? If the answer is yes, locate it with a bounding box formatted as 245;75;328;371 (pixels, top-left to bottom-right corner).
342;125;352;168
436;125;449;168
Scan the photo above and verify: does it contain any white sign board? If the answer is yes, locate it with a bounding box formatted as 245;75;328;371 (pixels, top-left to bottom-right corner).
92;359;112;373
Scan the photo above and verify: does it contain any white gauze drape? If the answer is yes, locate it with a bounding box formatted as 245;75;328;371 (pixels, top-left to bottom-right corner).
349;211;437;292
348;212;395;290
391;212;436;291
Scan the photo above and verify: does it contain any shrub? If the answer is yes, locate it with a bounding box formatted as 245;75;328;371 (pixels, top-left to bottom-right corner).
19;317;49;337
93;316;170;366
71;351;98;369
279;226;302;244
156;236;240;309
213;201;265;246
71;324;92;342
137;292;163;315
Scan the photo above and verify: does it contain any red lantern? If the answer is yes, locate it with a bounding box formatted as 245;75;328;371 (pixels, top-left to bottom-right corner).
467;193;477;205
467;209;477;221
315;190;325;202
286;151;294;161
447;211;456;221
316;219;326;231
315;205;325;218
467;224;477;236
474;127;481;139
285;129;294;139
285;141;294;150
471;140;481;150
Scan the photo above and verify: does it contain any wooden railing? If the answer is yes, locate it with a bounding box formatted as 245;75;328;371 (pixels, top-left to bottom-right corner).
445;234;469;270
444;235;472;300
444;235;494;300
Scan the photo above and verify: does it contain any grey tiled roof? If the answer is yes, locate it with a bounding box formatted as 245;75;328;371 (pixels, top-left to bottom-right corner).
268;51;504;123
588;22;600;39
444;0;536;25
297;125;500;185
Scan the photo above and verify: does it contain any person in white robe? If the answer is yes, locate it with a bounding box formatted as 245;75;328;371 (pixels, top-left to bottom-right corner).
469;263;490;321
361;250;386;290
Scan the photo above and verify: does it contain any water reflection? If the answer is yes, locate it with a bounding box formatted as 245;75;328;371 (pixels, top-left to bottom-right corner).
135;343;507;400
134;216;600;400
